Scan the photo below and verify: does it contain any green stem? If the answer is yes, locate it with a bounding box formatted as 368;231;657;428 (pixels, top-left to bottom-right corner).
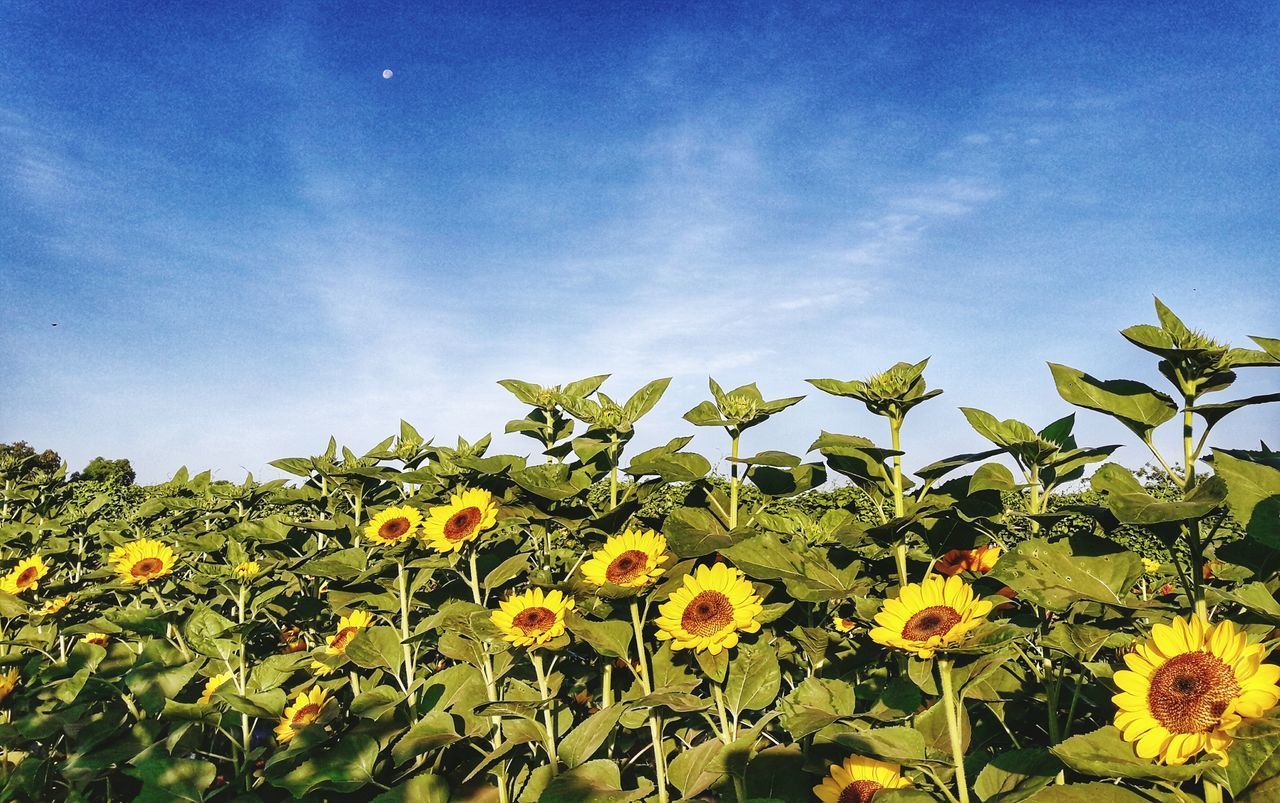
602;662;614;708
629;600;668;801
609;436;619;510
728;432;741;530
237;584;251;763
938;658;971;803
713;683;734;745
531;651;559;775
1204;780;1225;803
397;559;415;706
1028;465;1042;533
889;415;908;587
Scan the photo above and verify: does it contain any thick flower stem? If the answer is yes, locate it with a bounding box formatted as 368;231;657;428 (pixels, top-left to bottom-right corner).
236;583;251;765
630;601;669;802
531;651;559;775
889;415;908;587
1204;780;1225;803
728;432;741;530
396;559;416;707
938;658;971;803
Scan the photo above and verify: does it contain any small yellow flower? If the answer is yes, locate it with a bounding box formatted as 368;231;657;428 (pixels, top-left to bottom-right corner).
422;489;499;553
492;588;574;648
833;613;857;633
234;561;260;579
654;563;763;655
39;594;73;615
580;529;670;589
868;574;993;659
83;633;110;647
0;668;19;704
1143;558;1162;574
1113;614;1280;765
312;610;375;674
199;672;234;704
0;555;49;596
275;687;331;743
813;755;912;803
109;539;177;586
364;505;423;546
936;544;1001;577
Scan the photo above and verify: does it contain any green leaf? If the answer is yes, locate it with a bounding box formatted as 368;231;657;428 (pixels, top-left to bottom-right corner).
1024;783;1157;802
565;614;633;659
989;534;1144;612
1105;475;1228;525
1048;363;1178;439
125;756;216;802
345;626;403;673
1212;451;1280;547
182;605;235;659
297;547;367;580
539;759;653;802
392;712;462;765
744;746;812;802
834;726;928;764
371;772;450;803
779;677;855;738
273;733;379;796
1051;726;1218;782
558;704;630;768
623;377;672;422
974;747;1060;803
723;639;781;715
351;685;405;720
722;533;860;601
666;739;724;799
664;506;732;557
1224;716;1280;800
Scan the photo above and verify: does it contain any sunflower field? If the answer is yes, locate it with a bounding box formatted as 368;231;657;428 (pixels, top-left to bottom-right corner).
2;299;1280;803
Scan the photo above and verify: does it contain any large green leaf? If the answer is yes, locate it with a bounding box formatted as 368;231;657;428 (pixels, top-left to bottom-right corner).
1048;363;1177;439
723;639;781;715
539;759;653;802
558;704;630;768
721;533;860;601
346;626;404;672
1212;451;1280;547
273;733;380;797
1051;726;1218;782
989;535;1144;611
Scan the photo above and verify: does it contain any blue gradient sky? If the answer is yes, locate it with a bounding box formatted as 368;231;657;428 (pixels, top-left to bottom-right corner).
2;1;1277;483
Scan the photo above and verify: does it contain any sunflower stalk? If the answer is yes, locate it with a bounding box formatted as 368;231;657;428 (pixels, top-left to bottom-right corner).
938;658;971;803
728;431;740;530
530;650;559;775
396;558;415;708
889;413;909;587
630;600;669;803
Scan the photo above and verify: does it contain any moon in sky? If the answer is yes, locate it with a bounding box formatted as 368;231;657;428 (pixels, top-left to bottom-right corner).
382;69;393;79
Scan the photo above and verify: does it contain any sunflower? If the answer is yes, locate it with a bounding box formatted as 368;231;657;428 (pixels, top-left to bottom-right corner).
422;489;499;553
275;687;331;743
199;671;234;704
0;668;18;704
1142;558;1162;574
1113;614;1280;765
110;539;177;586
39;594;73;615
868;574;993;659
364;505;423;546
936;544;1001;577
234;561;260;579
580;529;670;589
312;610;375;674
654;563;763;655
492;588;574;648
83;633;110;647
813;755;912;803
833;613;857;633
0;555;49;595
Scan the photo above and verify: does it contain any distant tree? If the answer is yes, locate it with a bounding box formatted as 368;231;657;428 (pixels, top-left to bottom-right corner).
0;441;63;474
72;457;136;486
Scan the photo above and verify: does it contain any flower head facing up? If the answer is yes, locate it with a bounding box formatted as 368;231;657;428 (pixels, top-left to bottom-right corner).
275;687;331;743
581;529;670;590
868;574;993;659
110;540;177;586
936;545;1001;577
0;668;19;704
423;489;499;553
83;633;109;647
234;561;260;580
364;505;423;546
1113;614;1280;765
813;755;911;803
654;563;763;655
199;672;234;704
493;588;574;648
1;555;49;595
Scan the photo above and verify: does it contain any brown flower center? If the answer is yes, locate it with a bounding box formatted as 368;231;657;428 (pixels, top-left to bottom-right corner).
681;591;734;637
378;517;411;541
131;558;164;578
513;606;556;635
606;550;650;584
901;605;962;641
331;627;358;651
838;780;884;803
1148;651;1241;733
444;507;482;541
16;567;39;588
292;703;321;727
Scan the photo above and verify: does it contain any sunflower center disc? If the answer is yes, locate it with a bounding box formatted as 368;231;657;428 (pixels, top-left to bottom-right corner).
606;550;649;584
1148;650;1241;733
379;517;411;540
292;703;321;726
513;606;556;635
682;590;734;637
901;605;962;640
17;568;38;587
132;558;164;578
444;507;482;541
331;627;358;651
838;780;884;803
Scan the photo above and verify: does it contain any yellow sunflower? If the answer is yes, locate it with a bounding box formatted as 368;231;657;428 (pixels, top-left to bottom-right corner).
1;555;49;595
833;613;857;633
813;755;912;803
110;539;177;586
492;588;574;648
1142;558;1162;574
1113;613;1280;765
868;574;992;659
580;528;670;589
653;563;763;655
275;687;331;743
199;671;234;704
312;610;375;674
83;633;110;647
364;505;423;546
422;489;499;553
39;594;73;615
234;561;260;579
0;668;18;704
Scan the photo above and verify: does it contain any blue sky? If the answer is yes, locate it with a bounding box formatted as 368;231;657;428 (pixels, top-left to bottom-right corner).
2;1;1277;483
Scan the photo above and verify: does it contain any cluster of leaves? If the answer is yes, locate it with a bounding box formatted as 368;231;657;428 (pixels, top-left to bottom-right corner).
0;299;1277;803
